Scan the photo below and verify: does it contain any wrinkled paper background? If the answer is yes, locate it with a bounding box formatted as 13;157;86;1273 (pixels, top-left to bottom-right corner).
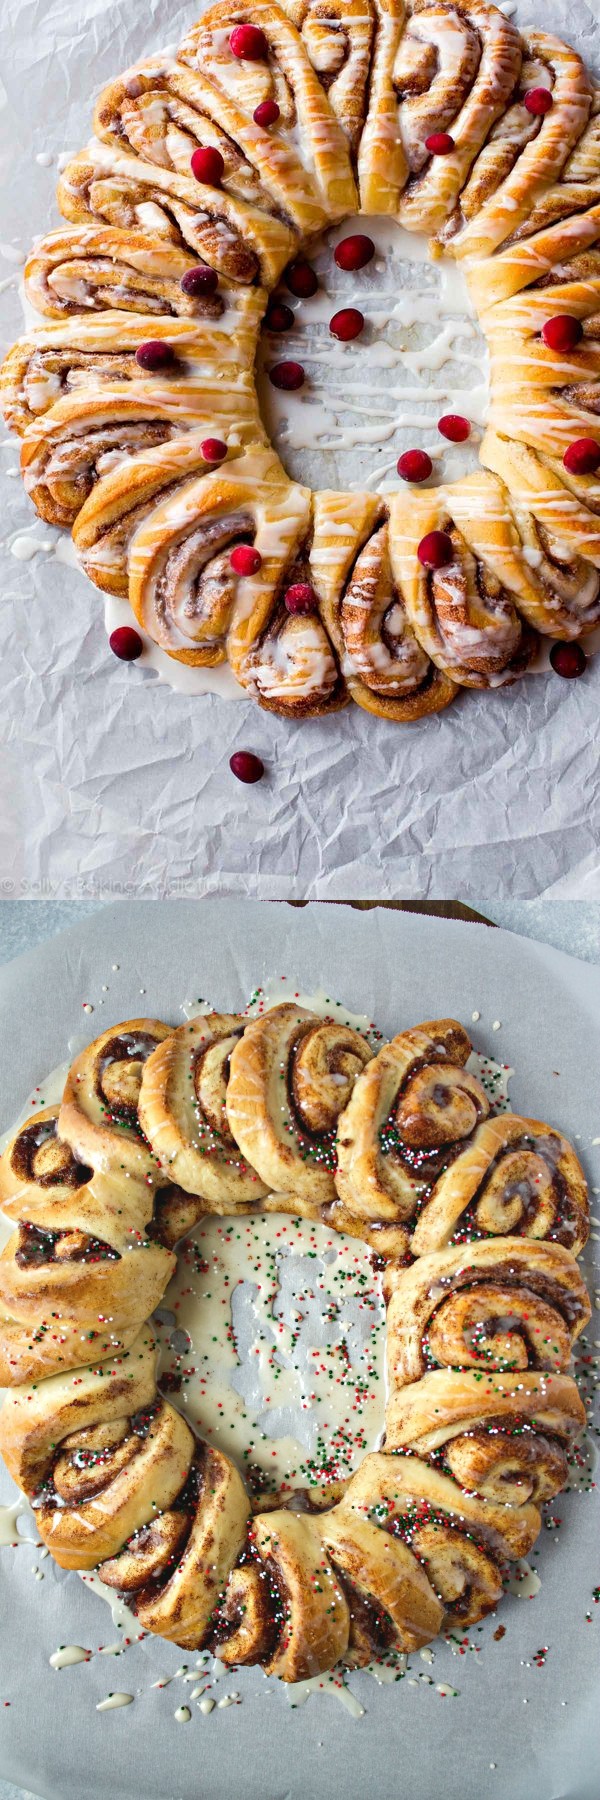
0;900;598;1800
1;0;600;899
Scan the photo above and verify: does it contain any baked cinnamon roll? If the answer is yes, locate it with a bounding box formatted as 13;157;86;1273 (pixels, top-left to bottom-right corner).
384;1238;590;1387
360;0;521;228
23;225;227;321
1;303;262;439
384;1366;586;1506
57;142;296;289
467;196;600;316
178;0;357;220
280;0;375;152
481;430;600;572
58;1018;172;1182
95;57;331;240
226;1000;373;1200
443;30;593;259
138;1012;268;1207
310;491;458;720
410;1110;590;1257
389;471;538;687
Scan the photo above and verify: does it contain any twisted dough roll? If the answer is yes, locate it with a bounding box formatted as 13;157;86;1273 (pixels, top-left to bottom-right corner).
58;1018;172;1182
57;142;296;291
127;445;345;715
72;434;248;598
1;302;263;439
310;491;458;720
443;30;593;260
334;1017;589;1254
226;1001;373;1200
94;56;332;241
385;1365;586;1507
389;474;538;687
480;432;600;577
178;0;357;219
0;1107;172;1384
138;1012;268;1207
23;226;229;322
384;1237;590;1386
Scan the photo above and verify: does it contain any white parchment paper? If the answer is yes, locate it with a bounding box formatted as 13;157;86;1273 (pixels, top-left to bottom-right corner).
0;900;598;1800
1;0;600;899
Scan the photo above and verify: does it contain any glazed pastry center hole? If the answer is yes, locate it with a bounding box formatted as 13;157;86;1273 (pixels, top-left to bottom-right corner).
153;1212;386;1501
257;215;488;495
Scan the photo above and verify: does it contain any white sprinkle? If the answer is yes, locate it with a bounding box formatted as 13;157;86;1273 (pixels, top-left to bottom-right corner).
492;1020;501;1031
82;1002;94;1014
35;152;54;167
111;964;120;971
471;1011;480;1022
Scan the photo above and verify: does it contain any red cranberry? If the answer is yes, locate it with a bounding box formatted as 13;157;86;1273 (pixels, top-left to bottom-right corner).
549;641;587;679
438;413;471;442
285;259;318;298
417;530;454;570
109;626;143;661
230;750;265;782
397;449;433;482
329;307;364;341
230;544;262;575
200;437;227;462
180;264;219;296
190;146;224;185
135;340;176;372
563;438;600;475
229;24;268;59
524;87;553;115
284;582;317;614
269;361;305;390
425;131;455;154
253;99;280;127
541;314;583;353
265;301;294;332
334;234;375;272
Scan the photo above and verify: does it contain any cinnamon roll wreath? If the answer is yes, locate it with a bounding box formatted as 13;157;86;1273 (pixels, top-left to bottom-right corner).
0;1000;591;1677
2;0;600;718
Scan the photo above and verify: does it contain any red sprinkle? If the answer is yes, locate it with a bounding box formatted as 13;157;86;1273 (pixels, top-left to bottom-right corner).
264;301;294;332
438;413;471;442
329;307;365;341
253;99;280;127
230;544;262;575
334;234;375;272
269;360;305;390
180;263;219;296
524;86;553;115
190;145;225;185
397;449;433;482
425;131;455;154
286;259;319;298
563;438;600;475
417;530;454;569
109;626;143;661
549;641;587;679
135;340;175;372
229;24;268;58
200;437;227;462
541;314;583;353
284;582;317;614
229;751;265;782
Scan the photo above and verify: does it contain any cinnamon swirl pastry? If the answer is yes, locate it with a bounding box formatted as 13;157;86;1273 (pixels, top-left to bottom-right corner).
178;0;357;219
138;1013;268;1207
94;57;332;241
0;993;591;1672
23;226;228;321
72;432;246;597
443;31;593;259
57;142;296;290
127;445;342;714
360;0;522;228
226;1000;373;1200
310;492;458;720
384;1237;590;1387
481;431;600;571
20;382;261;528
1;304;262;438
389;472;538;687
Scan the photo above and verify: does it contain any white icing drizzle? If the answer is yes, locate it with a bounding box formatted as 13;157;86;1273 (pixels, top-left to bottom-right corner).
257;215;488;496
49;1645;90;1669
96;1692;134;1711
506;1560;542;1599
